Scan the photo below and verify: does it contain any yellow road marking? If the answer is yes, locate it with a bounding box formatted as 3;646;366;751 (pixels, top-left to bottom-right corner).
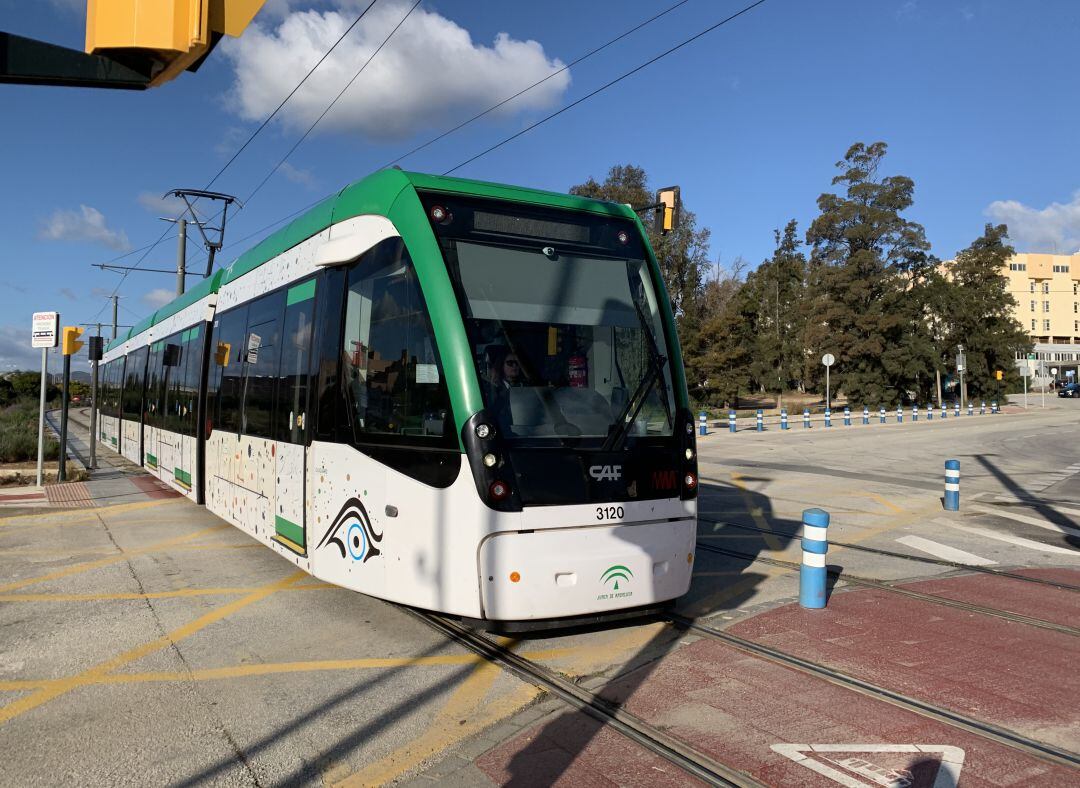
334;652;539;787
0;647;577;692
0;570;307;724
0;524;231;594
0;583;336;603
0;540;258;559
729;471;783;550
851;491;905;514
0;497;187;527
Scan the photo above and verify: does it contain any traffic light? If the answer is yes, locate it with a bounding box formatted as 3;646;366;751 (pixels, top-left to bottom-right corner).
214;341;231;367
995;370;1003;381
88;335;104;362
85;0;266;88
61;326;84;356
654;186;681;235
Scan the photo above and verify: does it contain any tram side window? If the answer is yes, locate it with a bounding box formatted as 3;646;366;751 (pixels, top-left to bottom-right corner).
161;333;184;433
276;279;315;443
180;324;204;437
342;239;454;446
145;343;165;429
241;291;285;439
121;347;148;419
212;306;249;434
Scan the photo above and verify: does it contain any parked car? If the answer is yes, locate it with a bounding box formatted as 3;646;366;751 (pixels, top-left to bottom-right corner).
1058;382;1080;398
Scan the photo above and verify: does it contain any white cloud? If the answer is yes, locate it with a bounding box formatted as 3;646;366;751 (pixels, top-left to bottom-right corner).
142;289;175;309
0;325;88;373
279;162;317;188
137;191;188;216
985;190;1080;254
220;1;570;141
59;288;79;302
38;205;131;251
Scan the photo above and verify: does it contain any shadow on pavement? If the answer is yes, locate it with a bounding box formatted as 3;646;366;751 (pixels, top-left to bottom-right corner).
974;454;1080;551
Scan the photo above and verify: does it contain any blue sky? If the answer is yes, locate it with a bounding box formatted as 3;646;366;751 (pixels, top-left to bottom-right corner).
2;0;1078;372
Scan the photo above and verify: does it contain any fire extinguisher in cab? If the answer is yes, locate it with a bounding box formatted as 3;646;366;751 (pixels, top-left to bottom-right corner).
568;350;588;388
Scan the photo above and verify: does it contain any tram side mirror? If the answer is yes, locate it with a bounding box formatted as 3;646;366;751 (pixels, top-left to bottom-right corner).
654;186;680;236
163;344;181;367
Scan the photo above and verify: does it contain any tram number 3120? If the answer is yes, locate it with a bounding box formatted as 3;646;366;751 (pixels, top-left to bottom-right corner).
596;506;625;521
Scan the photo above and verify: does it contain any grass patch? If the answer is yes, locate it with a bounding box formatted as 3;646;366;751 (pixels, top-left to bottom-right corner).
0;400;59;463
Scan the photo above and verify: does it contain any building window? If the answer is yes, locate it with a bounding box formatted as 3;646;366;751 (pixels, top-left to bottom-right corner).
1074;283;1078;296
1032;319;1037;330
1043;282;1051;294
1075;302;1078;314
1043;320;1051;331
1030;300;1035;311
1044;301;1051;312
1031;281;1036;293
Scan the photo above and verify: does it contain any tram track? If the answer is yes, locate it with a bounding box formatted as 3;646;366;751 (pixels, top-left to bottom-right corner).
407;608;764;788
699;515;1080;592
694;541;1080;637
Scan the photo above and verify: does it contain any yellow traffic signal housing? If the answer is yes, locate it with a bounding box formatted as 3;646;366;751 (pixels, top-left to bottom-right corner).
62;326;85;356
654;186;681;235
214;341;231;367
85;0;266;88
995;370;1004;380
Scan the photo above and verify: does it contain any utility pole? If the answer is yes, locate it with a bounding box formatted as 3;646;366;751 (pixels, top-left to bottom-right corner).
159;216;188;296
111;295;119;339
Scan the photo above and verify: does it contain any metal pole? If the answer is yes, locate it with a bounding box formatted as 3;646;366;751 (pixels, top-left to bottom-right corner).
90;325;100;471
176;217;187;296
59;353;70;482
1023;364;1028;409
111;295;119;339
36;347;46;487
1041;357;1045;408
826;365;830;411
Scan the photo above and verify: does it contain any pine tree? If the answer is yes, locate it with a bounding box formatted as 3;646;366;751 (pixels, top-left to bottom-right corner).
942;224;1031;399
804;142;930;406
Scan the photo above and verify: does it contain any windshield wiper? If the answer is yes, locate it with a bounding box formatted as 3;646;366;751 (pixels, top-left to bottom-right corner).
602;352;667;453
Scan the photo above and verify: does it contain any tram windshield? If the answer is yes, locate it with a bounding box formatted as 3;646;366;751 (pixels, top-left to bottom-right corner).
426;195;677;446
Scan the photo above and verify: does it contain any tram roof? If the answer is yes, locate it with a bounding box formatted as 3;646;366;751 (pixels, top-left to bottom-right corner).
106;170;635;352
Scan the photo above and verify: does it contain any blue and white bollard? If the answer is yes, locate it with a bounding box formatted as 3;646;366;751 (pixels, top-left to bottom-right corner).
800;508;830;609
927;404;933;421
912;404;918;422
862;406;869;425
980;401;986;415
728;410;737;433
896;404;903;423
940;403;947;420
879;406;886;424
824;408;832;427
843;407;851;426
699;411;708;436
781;409;789;430
967;402;973;417
944;459;960;511
803;408;811;429
954;401;960;418
756;409;764;432
991;401;998;414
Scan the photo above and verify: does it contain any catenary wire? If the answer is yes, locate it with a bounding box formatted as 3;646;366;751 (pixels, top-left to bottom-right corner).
444;0;769;175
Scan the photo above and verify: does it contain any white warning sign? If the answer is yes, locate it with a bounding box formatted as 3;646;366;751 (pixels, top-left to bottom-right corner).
770;744;965;788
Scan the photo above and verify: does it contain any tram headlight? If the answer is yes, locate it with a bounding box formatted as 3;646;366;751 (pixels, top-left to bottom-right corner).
685;448;694;461
683;472;697;490
476;423;493;439
489;480;511;501
482;453;498;468
430;205;452;224
616;229;629;245
685;422;693;436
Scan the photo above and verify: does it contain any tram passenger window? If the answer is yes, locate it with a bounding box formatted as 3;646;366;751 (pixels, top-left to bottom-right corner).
161;333;184;433
212;306;249;434
276;279;315;444
241;291;286;439
121;347;148;419
180;325;204;437
145;342;164;429
342;239;453;445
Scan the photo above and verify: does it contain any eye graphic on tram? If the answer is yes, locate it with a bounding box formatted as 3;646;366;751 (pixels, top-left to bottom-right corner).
316;497;384;562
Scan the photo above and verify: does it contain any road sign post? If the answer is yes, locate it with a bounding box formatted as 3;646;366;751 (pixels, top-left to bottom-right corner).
58;326;84;482
32;311;59;487
956;348;966;413
821;353;835;411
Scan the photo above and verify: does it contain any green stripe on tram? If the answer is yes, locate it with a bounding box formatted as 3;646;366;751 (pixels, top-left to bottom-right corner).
286;279;316;306
274;516;304;546
173;467;191;488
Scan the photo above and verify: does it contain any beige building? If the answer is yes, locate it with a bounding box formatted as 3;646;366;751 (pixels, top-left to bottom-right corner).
1003;252;1080;344
1002;253;1080;383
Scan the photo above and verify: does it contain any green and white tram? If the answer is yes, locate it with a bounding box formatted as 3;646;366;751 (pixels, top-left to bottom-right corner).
95;170;698;624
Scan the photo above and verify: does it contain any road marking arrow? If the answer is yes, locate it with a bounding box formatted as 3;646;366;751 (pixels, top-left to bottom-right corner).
770;743;964;788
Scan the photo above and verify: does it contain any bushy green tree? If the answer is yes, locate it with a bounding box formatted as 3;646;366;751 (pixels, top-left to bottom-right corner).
941;224;1031;398
804;142;930;406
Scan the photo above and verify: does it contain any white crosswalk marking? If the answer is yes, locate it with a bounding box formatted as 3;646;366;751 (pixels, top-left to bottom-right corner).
895;535;996;565
971;505;1080;539
935;518;1080;556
